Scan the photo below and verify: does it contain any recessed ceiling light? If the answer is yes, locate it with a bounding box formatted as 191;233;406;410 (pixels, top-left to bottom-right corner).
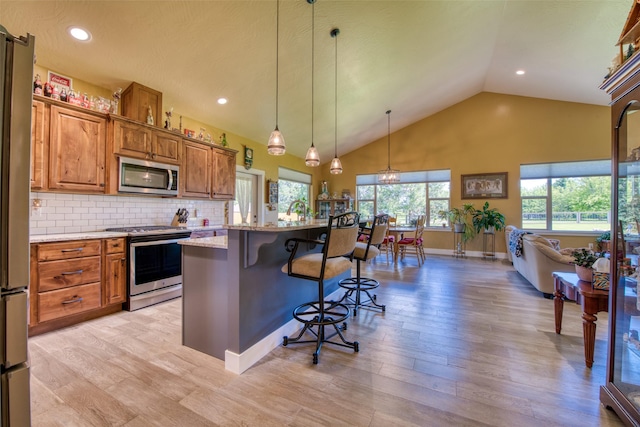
217;98;228;105
516;70;525;75
68;26;91;41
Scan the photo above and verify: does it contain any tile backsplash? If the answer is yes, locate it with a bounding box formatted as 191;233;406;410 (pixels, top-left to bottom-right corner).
30;192;226;235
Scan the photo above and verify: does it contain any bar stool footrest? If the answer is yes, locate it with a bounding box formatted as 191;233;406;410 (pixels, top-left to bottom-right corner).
283;300;358;363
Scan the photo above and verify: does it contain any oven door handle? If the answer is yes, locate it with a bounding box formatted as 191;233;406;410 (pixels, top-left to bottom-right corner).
130;238;188;247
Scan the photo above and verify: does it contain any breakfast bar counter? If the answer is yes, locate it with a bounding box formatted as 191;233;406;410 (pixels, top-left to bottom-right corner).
179;220;346;374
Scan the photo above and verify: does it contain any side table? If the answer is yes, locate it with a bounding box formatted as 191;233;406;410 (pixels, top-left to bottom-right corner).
482;231;496;260
553;271;608;368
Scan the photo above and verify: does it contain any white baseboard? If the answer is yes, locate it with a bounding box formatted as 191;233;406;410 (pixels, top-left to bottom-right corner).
224;288;344;374
424;248;507;260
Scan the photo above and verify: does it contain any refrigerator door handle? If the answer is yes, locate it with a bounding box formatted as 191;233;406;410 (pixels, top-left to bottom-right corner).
1;292;27;369
2;364;30;427
1;31;34;292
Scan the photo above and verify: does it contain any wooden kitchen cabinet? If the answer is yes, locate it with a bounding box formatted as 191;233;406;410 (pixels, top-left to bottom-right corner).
48;105;106;193
30;240;102;328
111;118;152;159
152;130;181;164
31;99;48;190
111;117;180;164
103;238;126;306
182;140;211;198
121;81;162;128
212;147;236;199
29;238;124;336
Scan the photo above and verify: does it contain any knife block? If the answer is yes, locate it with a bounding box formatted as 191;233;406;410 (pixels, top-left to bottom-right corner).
171;214;187;227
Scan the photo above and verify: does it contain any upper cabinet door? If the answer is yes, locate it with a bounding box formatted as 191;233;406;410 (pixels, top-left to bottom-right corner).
152;131;180;164
48;106;106;193
112;119;152;159
211;147;236;200
182;140;211;198
30;99;47;190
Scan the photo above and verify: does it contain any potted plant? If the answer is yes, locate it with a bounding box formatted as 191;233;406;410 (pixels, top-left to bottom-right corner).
572;248;598;282
472;201;506;234
437;204;476;242
596;231;611;253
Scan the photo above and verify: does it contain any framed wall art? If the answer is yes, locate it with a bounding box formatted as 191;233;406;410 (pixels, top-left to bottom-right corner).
267;179;278;210
461;172;508;199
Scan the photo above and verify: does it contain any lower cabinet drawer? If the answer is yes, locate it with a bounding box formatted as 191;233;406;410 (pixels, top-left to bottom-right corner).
38;282;101;322
38;256;101;292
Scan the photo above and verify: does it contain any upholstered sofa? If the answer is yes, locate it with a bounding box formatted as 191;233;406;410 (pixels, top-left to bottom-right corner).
505;225;576;295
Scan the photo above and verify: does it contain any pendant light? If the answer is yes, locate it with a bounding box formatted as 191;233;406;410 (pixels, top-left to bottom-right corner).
267;0;285;155
377;110;401;184
329;28;343;175
304;0;320;167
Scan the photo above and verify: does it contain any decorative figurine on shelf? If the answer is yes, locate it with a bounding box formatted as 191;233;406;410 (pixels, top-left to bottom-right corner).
220;133;228;147
319;181;329;200
60;87;67;102
111;87;122;114
33;74;43;95
199;128;205;141
146;105;154;125
164;107;173;130
179;115;183;133
204;133;212;143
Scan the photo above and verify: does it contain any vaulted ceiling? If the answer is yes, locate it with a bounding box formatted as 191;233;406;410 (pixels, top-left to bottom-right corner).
1;1;631;161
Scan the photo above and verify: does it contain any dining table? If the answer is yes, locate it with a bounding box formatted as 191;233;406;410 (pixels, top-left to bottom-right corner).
387;226;416;263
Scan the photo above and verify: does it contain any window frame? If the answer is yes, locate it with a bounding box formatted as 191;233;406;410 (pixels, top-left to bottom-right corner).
355;170;450;228
520;160;611;233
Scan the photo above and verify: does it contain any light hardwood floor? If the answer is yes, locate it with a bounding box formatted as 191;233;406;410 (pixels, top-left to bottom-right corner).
29;255;626;426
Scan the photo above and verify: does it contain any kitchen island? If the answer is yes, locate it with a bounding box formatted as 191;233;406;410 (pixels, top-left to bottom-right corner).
179;220;350;374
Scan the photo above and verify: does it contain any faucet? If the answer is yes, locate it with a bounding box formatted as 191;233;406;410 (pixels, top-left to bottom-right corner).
286;199;306;221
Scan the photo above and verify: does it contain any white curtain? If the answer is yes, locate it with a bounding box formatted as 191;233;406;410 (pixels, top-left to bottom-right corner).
236;176;251;224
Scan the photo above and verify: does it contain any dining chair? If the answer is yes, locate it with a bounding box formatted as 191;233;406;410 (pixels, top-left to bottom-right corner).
380;215;396;263
397;215;426;266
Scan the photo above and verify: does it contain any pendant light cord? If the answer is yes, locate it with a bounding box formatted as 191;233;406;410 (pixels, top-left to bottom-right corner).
387;110;392;169
334;28;338;158
311;0;315;148
275;0;280;127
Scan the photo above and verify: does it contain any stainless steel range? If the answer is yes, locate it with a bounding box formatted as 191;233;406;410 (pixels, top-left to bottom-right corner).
105;226;192;311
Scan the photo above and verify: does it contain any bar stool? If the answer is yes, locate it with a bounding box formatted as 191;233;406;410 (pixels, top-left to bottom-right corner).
338;214;388;316
282;211;360;364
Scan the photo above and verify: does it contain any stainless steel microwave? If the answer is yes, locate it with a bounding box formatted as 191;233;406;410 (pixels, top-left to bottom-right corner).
118;157;179;196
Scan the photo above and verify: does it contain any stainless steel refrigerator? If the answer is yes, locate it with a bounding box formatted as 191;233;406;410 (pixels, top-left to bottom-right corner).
0;25;33;426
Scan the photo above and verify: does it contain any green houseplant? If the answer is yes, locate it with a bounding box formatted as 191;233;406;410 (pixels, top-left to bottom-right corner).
572;248;598;282
438;203;476;242
472;201;506;234
596;231;611;252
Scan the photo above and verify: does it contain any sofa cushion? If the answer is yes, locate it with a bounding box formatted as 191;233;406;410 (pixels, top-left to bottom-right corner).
523;235;575;264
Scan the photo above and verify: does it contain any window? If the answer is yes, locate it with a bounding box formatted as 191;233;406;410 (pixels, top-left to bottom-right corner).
356;170;450;226
278;167;311;220
520;160;611;232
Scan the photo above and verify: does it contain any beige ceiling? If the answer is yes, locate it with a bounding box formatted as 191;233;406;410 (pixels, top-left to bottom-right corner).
0;1;631;162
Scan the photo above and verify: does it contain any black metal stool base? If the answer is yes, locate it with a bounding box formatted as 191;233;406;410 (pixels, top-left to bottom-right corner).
338;276;386;317
283;300;359;364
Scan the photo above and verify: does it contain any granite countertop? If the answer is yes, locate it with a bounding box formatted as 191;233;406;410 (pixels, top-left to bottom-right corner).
30;225;224;243
224;220;328;232
179;235;228;249
30;232;129;243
